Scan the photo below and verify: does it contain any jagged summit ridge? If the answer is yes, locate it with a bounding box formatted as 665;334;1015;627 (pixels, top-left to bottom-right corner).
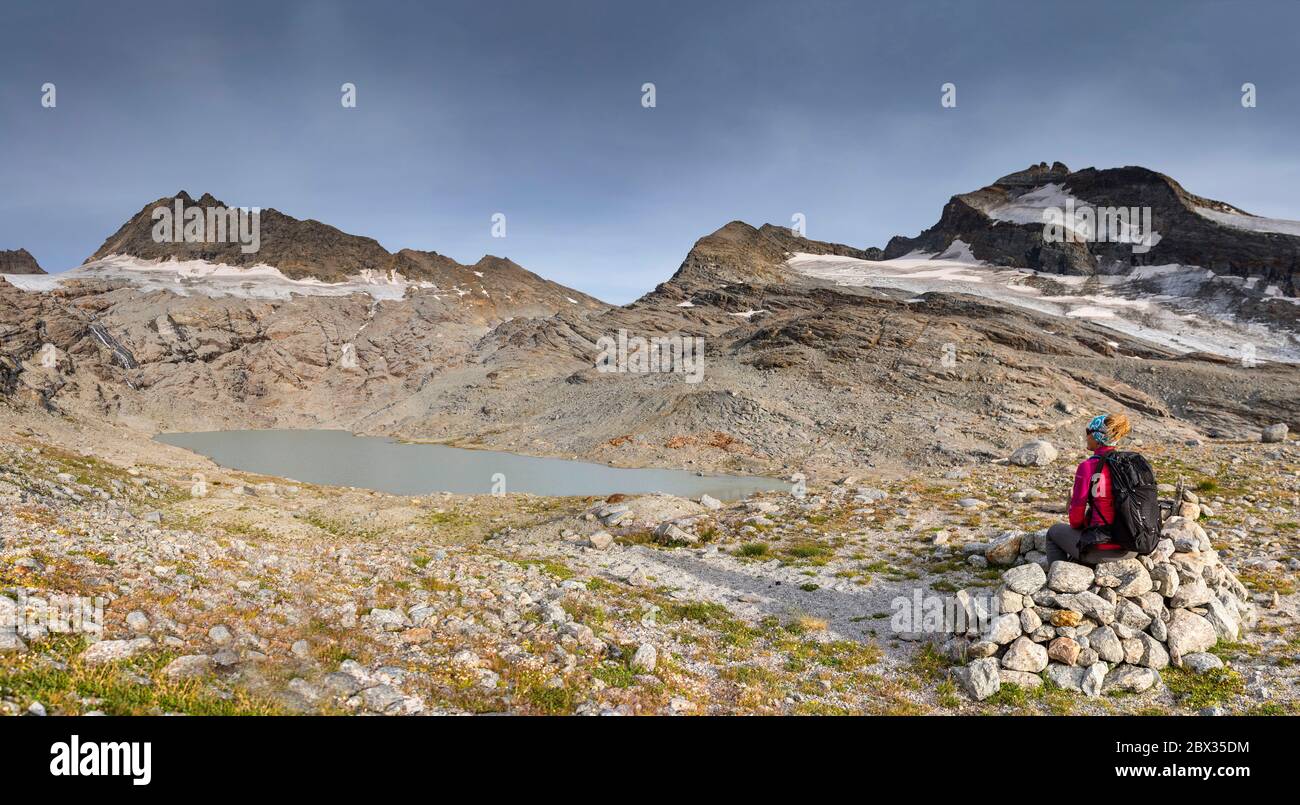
76;191;605;312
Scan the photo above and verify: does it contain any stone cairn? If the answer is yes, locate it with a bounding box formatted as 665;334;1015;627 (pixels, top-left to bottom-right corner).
948;490;1256;701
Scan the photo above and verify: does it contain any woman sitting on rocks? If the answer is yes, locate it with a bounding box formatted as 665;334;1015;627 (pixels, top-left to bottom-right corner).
1046;412;1135;565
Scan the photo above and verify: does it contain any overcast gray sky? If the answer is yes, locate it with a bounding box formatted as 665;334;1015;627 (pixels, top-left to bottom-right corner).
1;0;1297;302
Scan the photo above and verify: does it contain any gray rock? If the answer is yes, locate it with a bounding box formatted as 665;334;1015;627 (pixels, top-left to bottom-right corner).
362;608;408;631
360;684;406;714
1002;562;1047;595
1115;598;1153;631
1135;632;1170;670
1171;577;1213;609
996;587;1024;615
587;531;614;550
698;494;723;510
631;643;658;673
1167;610;1217;664
1094;559;1153;596
1104;664;1159;693
1150;563;1180;596
1181;652;1225;673
1082;661;1108;697
81;637;153;665
998;669;1043;689
1047;662;1085;691
208;625;233;645
125;611;150;633
1009;440;1058;467
958;657;1001;701
655;522;698;544
162;654;214;680
321;672;364;697
0;630;26;654
1048;561;1094;593
1090;626;1125;664
1000;636;1049;673
1261;423;1288;443
1019;608;1043;633
986;532;1023;566
1149;616;1168;642
985;613;1022;645
1055;591;1115;624
1203;597;1240;642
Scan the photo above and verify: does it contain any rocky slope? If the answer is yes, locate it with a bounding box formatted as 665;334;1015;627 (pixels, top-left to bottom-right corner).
0;249;44;275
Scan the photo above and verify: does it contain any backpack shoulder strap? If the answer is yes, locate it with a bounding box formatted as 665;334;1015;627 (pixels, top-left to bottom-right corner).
1085;454;1111;528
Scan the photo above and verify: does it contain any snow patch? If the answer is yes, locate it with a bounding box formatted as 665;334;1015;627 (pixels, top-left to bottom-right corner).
786;251;1299;363
980;183;1083;227
1194;206;1300;237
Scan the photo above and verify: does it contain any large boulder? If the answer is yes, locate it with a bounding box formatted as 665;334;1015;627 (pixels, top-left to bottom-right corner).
1261;423;1288;443
1009;440;1059;467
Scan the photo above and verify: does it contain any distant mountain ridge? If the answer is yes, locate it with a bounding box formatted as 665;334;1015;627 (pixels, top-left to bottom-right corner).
0;248;44;275
2;168;1296;475
81;191;605;315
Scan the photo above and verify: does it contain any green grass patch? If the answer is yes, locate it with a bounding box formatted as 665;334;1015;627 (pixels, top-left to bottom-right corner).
1163;667;1244;709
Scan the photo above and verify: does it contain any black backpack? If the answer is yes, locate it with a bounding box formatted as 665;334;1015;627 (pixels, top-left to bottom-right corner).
1088;451;1162;555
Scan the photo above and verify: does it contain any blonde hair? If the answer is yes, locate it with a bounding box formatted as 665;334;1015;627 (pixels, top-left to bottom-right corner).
1103;412;1131;444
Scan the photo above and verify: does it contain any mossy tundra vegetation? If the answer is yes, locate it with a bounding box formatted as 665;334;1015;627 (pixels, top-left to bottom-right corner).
2;407;1296;716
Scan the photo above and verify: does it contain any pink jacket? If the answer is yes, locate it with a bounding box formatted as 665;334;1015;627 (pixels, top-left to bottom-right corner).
1069;446;1115;531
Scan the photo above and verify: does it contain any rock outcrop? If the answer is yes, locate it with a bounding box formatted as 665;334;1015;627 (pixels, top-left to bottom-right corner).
0;249;44;275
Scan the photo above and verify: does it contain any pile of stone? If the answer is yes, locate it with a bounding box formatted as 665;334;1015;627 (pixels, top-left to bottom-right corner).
949;501;1256;701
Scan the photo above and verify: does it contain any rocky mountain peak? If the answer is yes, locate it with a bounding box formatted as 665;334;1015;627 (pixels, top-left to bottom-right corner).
78;193;606;314
0;248;45;275
993;161;1071;188
883;163;1300;295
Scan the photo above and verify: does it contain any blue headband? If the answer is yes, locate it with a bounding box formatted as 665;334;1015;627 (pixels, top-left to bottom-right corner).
1087;414;1116;446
